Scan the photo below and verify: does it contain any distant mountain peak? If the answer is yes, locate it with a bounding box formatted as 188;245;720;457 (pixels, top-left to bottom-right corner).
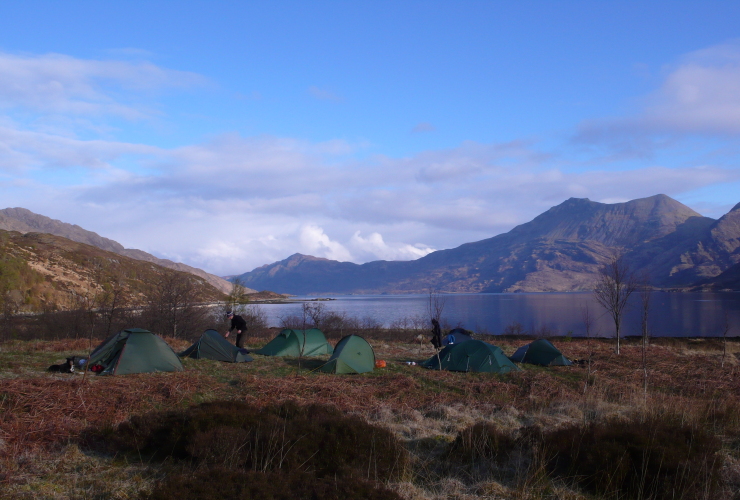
505;194;702;248
559;197;594;207
233;194;740;294
284;253;330;264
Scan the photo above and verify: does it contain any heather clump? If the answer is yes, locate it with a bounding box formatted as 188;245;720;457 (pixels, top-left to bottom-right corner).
89;400;408;482
540;414;724;500
447;422;517;464
434;410;728;499
696;396;740;437
146;468;404;500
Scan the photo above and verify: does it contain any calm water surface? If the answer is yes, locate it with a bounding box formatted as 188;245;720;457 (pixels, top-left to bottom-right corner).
257;292;740;337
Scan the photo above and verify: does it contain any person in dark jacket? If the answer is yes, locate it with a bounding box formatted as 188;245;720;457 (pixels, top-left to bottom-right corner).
225;311;248;348
430;318;442;349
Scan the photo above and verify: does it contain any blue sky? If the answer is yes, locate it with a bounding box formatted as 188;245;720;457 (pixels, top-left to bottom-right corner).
2;1;740;275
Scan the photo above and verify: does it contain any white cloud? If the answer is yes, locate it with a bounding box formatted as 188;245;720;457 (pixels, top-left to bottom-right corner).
2;49;740;276
645;62;740;134
349;231;435;261
577;40;740;147
298;225;352;262
0;51;206;118
0;125;160;173
307;85;343;102
4;119;738;275
412;122;436;133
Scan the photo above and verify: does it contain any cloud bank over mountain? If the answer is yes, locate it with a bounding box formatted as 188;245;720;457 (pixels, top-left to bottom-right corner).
2;16;740;276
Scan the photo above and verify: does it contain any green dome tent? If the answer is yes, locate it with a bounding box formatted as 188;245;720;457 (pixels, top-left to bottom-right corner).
88;328;183;375
509;338;572;366
254;328;333;357
320;335;375;374
422;339;520;374
179;329;253;363
443;328;474;346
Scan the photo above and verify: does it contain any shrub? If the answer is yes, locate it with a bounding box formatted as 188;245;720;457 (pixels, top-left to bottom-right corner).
533;324;558;338
503;322;526;336
698;397;740;437
448;422;516;464
147;468;404;500
95;400;408;482
540;415;724;500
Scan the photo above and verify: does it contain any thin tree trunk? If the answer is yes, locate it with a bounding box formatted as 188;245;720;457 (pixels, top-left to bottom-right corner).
582;305;594;395
638;280;651;401
722;313;730;368
615;322;620;355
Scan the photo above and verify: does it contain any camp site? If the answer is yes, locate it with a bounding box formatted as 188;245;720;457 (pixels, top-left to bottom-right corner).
2;307;739;500
8;2;740;498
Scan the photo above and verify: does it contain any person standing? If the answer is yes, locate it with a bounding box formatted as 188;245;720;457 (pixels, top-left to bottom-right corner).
430;318;442;349
225;311;248;348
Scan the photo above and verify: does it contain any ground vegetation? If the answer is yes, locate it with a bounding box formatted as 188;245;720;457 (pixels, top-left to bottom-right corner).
1;322;739;499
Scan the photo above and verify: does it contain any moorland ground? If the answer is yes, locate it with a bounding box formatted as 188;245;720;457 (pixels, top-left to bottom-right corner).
1;329;739;499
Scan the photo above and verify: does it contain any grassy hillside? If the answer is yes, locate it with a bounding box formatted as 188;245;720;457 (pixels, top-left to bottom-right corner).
0;207;241;295
0;229;225;313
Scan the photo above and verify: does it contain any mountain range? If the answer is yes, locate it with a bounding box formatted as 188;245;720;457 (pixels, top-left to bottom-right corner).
234;194;740;294
0;208;251;295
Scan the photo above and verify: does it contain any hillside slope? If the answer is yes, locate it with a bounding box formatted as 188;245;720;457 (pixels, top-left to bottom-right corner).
627;201;740;287
692;262;740;291
0;230;225;312
0;208;248;294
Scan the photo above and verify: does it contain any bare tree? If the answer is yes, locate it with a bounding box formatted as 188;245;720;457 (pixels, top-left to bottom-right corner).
503;322;526;336
581;304;595;394
721;312;732;368
147;270;203;338
77;268;105;382
427;287;446;324
82;290;101;382
427;288;446;369
98;274;128;338
0;253;25;341
296;301;312;375
593;254;637;355
226;277;250;314
638;278;651;398
305;301;326;331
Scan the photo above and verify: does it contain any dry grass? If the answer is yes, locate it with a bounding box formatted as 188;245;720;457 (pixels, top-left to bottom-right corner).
1;443;157;500
1;334;739;499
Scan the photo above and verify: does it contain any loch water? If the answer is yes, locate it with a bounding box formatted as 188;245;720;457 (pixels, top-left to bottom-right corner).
258;292;740;337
